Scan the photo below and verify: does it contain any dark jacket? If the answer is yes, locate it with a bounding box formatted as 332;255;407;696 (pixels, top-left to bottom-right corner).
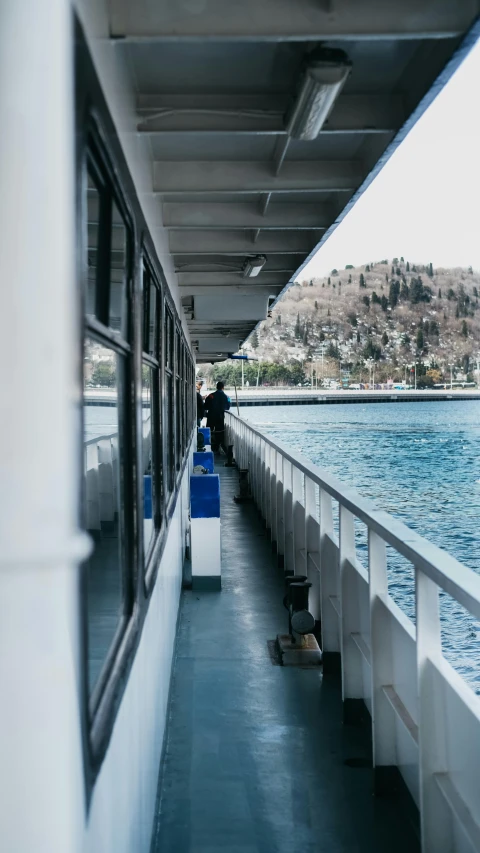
204;389;230;429
196;391;204;420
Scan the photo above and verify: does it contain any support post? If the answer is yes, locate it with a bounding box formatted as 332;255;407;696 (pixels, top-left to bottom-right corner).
416;570;452;851
340;507;364;722
305;477;321;622
369;530;396;793
0;3;88;850
319;489;340;671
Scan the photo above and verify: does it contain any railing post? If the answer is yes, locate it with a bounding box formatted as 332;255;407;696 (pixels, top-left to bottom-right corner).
265;442;272;531
260;439;266;521
369;530;396;793
283;460;294;573
269;449;277;549
305;477;320;622
319;489;340;671
276;454;285;567
340;507;364;722
416;570;452;852
292;466;305;575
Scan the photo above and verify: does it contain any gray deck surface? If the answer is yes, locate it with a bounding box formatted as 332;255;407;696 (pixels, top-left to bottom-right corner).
152;464;419;853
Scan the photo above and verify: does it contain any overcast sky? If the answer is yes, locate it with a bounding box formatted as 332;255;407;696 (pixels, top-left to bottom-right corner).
303;37;480;279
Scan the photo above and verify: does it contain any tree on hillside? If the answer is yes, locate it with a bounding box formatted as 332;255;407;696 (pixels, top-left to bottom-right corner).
345;264;354;269
294;313;301;338
363;338;381;361
276;314;282;324
314;301;318;310
365;264;370;272
438;288;442;299
447;288;456;300
461;320;468;338
331;269;338;275
473;286;478;297
406;261;410;272
348;274;352;284
371;291;380;304
328;277;331;285
412;264;417;272
250;330;259;348
380;295;389;311
416;328;424;350
362;295;370;308
400;256;404;262
381;331;389;346
389;280;400;308
359;273;366;287
396;266;401;276
410;277;432;304
327;341;340;359
357;331;361;343
428;262;434;277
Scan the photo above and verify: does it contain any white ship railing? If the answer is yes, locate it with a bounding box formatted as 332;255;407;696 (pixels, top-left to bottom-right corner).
225;411;480;853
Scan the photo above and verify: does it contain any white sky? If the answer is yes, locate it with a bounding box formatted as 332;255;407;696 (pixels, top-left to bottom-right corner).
302;37;480;279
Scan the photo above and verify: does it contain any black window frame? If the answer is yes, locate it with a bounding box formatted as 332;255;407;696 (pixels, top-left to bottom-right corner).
76;19;197;798
141;257;163;575
81;124;137;723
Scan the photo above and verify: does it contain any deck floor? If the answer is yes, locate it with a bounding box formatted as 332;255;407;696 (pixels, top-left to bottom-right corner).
151;464;419;853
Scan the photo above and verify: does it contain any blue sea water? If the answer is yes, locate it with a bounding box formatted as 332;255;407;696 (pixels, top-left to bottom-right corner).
241;401;480;691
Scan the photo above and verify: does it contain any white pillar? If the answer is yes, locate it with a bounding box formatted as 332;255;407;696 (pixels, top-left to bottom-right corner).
0;3;88;852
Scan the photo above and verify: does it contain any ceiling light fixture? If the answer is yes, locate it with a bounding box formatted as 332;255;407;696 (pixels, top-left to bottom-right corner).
287;48;351;141
242;254;267;278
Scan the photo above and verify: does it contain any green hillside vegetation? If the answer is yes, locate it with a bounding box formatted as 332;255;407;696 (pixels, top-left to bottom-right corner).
211;259;480;387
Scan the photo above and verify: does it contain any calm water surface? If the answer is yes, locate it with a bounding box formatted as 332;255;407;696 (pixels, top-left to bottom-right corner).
241;401;480;691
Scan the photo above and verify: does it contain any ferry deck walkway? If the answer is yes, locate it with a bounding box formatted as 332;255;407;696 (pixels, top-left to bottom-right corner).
151;464;419;853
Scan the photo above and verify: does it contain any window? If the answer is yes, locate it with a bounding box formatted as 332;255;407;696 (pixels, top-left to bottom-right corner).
175;329;182;469
142;261;162;566
82;145;133;702
109;201;128;336
165;307;175;494
83;338;125;694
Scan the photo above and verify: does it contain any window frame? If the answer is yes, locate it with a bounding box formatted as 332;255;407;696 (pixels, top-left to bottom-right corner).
82;125;137;724
141;257;163;575
76;22;197;796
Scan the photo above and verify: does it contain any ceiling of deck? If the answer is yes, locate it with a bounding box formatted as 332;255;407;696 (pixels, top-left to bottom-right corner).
109;0;479;362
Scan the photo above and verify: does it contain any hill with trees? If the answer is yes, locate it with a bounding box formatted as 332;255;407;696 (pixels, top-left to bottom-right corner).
204;259;480;388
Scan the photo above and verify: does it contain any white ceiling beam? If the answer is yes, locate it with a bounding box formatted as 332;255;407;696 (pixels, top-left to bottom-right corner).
111;0;477;40
169;230;315;255
138;93;405;135
177;271;292;286
179;284;284;296
163;202;330;230
153;160;360;194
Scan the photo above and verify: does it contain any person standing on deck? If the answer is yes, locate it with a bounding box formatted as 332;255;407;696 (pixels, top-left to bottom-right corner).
204;381;230;453
196;380;205;427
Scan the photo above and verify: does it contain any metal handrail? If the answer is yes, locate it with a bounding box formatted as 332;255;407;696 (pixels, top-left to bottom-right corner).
225;411;480;621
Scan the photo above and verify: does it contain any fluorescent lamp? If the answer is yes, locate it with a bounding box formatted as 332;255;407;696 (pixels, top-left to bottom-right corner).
287;50;351;141
242;254;267;278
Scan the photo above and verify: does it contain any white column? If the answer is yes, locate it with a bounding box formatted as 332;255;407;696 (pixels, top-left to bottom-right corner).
369;530;396;791
416;571;452;852
0;3;87;852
